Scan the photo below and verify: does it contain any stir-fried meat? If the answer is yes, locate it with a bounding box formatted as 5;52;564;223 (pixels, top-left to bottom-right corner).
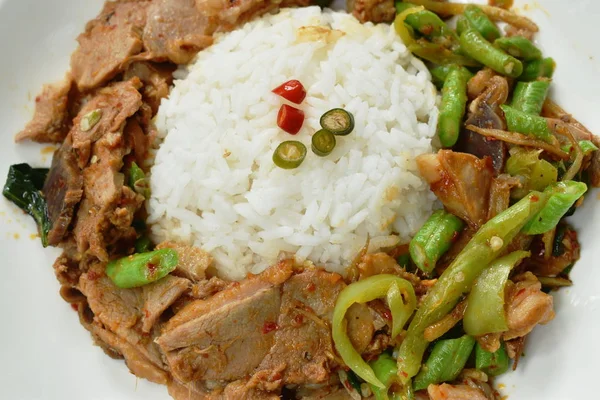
477;332;502;353
124;118;151;166
528;226;580;277
457;76;509;175
503;272;555;341
417;150;494;228
504;24;535;40
590;135;600;187
197;0;285;31
43;136;84;246
219;380;281;399
346;303;375;353
123;62;175;115
92;325;169;384
71;2;149;91
190;276;230;298
299;385;355;399
141;275;189;332
157;261;294;382
427;383;490;400
254;269;345;387
487;174;520;220
347;0;395;23
467;68;496;101
142;0;215;64
356;252;402;280
15;77;72;143
157;241;213;282
167;380;211;400
71;79;143;167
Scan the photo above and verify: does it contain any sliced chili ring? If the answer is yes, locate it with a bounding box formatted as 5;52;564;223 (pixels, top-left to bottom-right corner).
273;141;307;169
320;108;355;136
311;129;336;157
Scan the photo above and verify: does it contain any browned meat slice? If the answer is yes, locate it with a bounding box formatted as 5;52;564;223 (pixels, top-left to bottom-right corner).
427;383;490;400
167;380;211;400
71;2;149;90
297;384;355;399
143;0;215;64
356;252;401;279
141;275;189;332
15;77;72;143
504;24;534;40
487;174;520;220
503;272;555;340
43;137;83;246
417;150;494;228
253;269;345;387
157;241;213;282
157;261;294;382
92;325;169;385
467;68;496;100
123;62;175;114
347;0;395;23
123;119;151;166
71;79;143;167
191;276;230;299
221;380;281;399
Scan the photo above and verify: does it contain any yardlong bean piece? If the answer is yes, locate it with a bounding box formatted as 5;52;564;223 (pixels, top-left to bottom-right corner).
396;192;549;383
511;80;550;115
106;249;179;289
405;10;452;39
475;342;510;376
460;29;523;77
520;57;555;81
500;105;554;143
495;36;542;61
409;210;465;274
438;66;471;147
464;5;501;41
430;65;453;88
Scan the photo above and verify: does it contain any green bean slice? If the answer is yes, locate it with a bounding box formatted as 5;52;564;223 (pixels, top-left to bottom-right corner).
460;28;523;77
273;141;307;169
495;36;542;61
106;249;179;289
320;108;355;136
464;5;501;42
311;129;336;157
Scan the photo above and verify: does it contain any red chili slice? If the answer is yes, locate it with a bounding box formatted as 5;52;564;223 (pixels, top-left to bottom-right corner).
277;104;305;135
272;79;307;104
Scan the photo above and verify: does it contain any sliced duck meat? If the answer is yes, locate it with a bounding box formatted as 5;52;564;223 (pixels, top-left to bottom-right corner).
142;0;215;64
43;136;84;246
156;241;213;282
71;78;143;167
428;383;490;400
417;150;494;228
253;269;345;387
71;2;149;91
15;77;72;143
190;276;230;299
141;275;189;333
157;261;294;382
347;0;395;23
123;62;175;115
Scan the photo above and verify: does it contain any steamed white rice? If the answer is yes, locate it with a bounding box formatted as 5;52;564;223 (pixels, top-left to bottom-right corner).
148;7;439;280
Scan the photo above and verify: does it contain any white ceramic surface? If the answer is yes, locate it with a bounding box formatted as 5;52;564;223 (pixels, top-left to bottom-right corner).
0;0;598;399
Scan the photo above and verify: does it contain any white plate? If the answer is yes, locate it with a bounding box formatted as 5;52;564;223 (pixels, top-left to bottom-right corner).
0;0;597;399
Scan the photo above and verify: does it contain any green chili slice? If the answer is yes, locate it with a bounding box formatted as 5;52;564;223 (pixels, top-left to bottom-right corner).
273;141;307;169
311;129;337;157
320;108;355;136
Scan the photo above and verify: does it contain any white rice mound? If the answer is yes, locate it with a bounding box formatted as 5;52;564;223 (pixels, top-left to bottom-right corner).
148;7;439;280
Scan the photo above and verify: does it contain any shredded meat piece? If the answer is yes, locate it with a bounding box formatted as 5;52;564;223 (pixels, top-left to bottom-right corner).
124;62;175;115
427;383;490;400
503;272;555;340
467;68;496;100
504;24;535;40
477;332;502;353
347;0;395;23
71;2;149;90
157;241;213;282
141;275;190;332
15;76;72;143
191;276;230;299
487;174;520;220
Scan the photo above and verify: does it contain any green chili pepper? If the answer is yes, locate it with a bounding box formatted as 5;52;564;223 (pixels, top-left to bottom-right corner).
396;192;549;383
523;181;587;235
460;29;523;77
500;105;554;143
506;149;558;198
464;5;501;42
129;162;150;199
410;210;464;274
475;342;510;376
438;66;471;147
463;251;530;336
135;235;153;253
273;141;307;169
370;353;399;400
312;129;336;157
510;80;550;115
106;249;179;289
520;57;556;81
320;108;355;136
495;36;542;61
333;275;417;388
413;335;476;391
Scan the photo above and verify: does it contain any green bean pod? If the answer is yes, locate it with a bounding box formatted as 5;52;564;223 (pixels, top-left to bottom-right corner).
396;191;549;383
409;210;465;274
464;5;502;42
369;353;399;400
455;15;471;36
395;1;417;14
475;342;510;377
510;80;550;115
500;105;553;143
430;65;453;89
520;57;556;81
460;29;523;77
106;249;179;289
405;10;448;38
495;36;542;61
438;66;471;147
413;335;476;391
